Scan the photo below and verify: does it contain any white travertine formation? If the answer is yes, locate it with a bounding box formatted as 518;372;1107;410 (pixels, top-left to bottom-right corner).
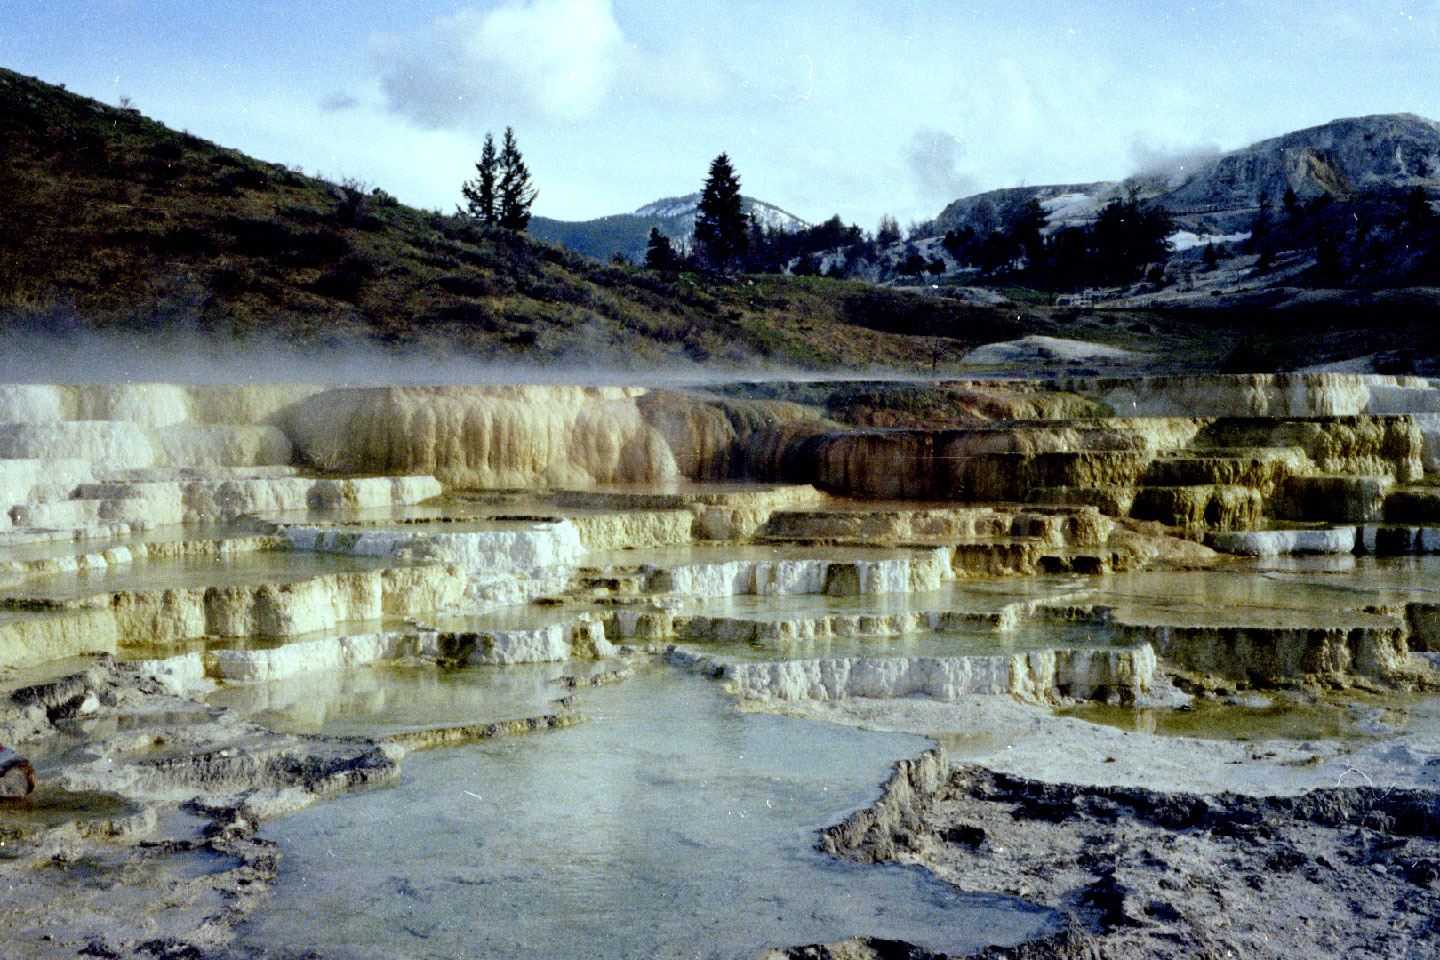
437;618;613;665
286;520;584;608
0;421;159;468
1053;373;1435;418
207;632;409;682
1206;527;1358;556
287;521;584;574
650;549;952;599
0;383;324;427
1409;414;1440;473
3;475;443;532
0;564;465;667
721;645;1156;704
1;377;1434;692
568;510;697;549
154;424;292;468
279;386;683;488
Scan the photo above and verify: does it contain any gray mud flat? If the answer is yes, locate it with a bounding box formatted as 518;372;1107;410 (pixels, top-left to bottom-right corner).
809;750;1440;960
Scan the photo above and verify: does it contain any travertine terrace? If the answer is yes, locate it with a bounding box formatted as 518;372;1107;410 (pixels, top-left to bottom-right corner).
1;374;1438;959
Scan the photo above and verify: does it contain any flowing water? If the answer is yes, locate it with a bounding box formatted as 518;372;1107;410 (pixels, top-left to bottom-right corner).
236;667;1056;959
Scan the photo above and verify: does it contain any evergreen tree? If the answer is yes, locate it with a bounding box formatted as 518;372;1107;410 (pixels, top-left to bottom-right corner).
644;228;679;270
1090;198;1173;283
1008;197;1048;265
694;153;747;269
1405;186;1434;227
461;132;498;225
497;127;537;231
876;215;902;246
1282;187;1301;219
1314;229;1342;284
1254;244;1275;275
1202;241;1219;269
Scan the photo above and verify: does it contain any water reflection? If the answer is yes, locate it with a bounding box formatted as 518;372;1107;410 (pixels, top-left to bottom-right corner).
240;668;1056;959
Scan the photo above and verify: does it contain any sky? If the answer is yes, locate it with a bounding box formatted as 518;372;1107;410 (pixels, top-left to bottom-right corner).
3;1;1439;231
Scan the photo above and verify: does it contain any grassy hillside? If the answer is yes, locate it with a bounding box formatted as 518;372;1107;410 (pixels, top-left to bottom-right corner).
0;68;1040;371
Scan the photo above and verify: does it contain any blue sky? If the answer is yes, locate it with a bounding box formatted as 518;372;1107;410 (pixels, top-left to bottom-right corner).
3;1;1438;229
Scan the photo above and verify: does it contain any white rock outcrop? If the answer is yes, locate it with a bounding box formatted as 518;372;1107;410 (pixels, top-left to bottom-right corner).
721;645;1157;704
1206;527;1358;556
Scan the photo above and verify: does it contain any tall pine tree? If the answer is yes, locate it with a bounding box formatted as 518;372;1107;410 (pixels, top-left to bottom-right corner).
694;153;747;270
461;132;498;224
498;127;537;231
644;228;679;270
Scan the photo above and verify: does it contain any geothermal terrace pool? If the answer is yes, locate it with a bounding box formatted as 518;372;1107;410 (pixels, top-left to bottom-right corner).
2;376;1439;959
234;669;1055;959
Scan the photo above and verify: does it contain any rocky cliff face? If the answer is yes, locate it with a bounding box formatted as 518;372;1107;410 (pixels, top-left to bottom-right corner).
1165;113;1440;211
934;113;1440;237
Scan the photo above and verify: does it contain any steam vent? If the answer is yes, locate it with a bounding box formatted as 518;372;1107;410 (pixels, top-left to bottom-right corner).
2;374;1439;959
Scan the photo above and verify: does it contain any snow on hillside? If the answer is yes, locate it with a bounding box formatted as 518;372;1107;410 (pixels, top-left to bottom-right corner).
1041;192;1107;231
634;195;701;219
1169;230;1252;253
633;194;809;232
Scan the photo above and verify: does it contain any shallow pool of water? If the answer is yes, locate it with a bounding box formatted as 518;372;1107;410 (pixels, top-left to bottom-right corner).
208;661;586;737
1094;558;1440;614
1064;690;1440;742
239;668;1055;959
0;784;134;831
0;522;261;567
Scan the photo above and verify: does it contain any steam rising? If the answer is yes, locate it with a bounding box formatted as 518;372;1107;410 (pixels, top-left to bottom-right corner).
0;312;953;389
1126;135;1222;186
906;128;978;207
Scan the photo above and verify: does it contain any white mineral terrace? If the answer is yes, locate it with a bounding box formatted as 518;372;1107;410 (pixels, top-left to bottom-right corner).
0;376;1438;959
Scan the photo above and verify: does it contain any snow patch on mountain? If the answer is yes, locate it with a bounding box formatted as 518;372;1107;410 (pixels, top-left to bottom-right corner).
1169;230;1252;253
633;194;809;233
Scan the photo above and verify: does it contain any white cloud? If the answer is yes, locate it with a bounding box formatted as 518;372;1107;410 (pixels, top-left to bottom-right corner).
376;0;627;127
374;0;735;129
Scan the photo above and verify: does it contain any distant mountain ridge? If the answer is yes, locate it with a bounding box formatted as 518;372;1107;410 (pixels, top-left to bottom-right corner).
530;193;809;263
934;113;1440;238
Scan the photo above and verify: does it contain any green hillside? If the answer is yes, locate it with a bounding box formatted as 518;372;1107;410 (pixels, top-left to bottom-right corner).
0;67;1037;370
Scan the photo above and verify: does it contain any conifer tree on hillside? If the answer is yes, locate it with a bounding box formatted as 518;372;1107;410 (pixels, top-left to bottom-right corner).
497;127;537;231
876;215;902;246
694;153;748;269
644;227;679;270
461;132;498;225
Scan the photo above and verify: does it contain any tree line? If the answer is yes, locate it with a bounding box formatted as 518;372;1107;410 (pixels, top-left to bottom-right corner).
458;134;1437;292
456;138;1180;289
644;153;875;275
939;195;1174;289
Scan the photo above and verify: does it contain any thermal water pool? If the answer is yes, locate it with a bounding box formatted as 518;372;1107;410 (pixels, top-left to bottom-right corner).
234;666;1055;959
